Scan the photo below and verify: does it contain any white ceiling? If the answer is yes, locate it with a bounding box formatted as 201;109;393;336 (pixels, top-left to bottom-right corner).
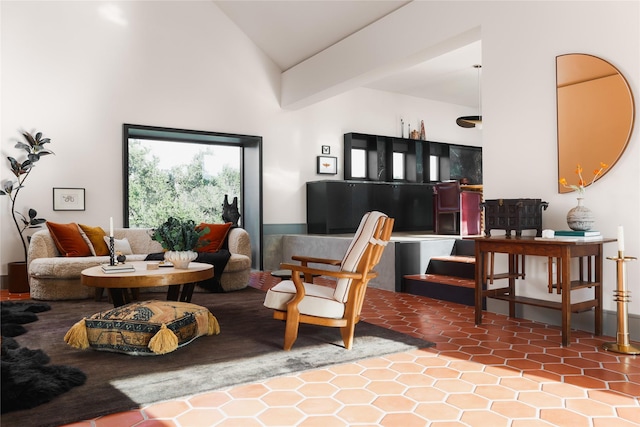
214;1;482;108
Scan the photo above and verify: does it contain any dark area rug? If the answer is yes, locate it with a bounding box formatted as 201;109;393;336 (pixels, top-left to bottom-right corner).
1;287;434;427
1;301;86;415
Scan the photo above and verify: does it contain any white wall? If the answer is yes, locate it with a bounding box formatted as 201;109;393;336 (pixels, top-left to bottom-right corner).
2;1;638;318
481;1;639;315
0;1;478;266
280;0;640;317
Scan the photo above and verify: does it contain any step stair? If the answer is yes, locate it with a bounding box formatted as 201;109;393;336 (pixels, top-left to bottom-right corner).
402;239;485;307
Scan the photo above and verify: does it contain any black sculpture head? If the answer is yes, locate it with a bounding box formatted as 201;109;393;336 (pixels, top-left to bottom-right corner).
222;194;240;226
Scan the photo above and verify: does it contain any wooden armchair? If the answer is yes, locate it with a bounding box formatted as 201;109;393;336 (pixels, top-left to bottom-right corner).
263;211;394;350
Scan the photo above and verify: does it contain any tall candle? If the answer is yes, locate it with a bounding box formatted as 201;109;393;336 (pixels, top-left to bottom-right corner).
617;225;624;252
110;217;114;237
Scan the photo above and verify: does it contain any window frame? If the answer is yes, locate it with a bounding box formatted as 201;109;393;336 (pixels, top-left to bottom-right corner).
122;123;263;269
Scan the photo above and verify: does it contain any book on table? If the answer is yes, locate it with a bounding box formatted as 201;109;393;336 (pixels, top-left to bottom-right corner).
101;264;135;273
551;235;604;242
554;230;601;236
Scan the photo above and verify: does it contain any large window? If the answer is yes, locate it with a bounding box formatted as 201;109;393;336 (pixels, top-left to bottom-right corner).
126;138;241;228
123;124;263;269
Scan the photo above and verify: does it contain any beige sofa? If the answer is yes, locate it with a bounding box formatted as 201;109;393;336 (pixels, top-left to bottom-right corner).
27;227;252;300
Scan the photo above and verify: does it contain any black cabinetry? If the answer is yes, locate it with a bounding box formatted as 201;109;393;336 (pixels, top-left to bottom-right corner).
344;133;430;183
307;181;372;234
345;132;482;185
307;181;433;234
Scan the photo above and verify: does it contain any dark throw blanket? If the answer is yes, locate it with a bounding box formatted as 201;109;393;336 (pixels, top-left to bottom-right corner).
145;249;231;292
1;301;86;414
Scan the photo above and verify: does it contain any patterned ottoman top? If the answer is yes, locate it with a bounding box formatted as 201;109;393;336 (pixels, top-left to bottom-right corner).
64;300;219;355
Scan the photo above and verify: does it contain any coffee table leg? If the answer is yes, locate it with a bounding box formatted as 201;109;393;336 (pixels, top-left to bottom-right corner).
109;289;127;307
167;285;180;301
180;283;196;302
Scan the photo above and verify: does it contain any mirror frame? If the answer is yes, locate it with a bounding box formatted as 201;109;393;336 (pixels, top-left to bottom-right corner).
556;53;635;193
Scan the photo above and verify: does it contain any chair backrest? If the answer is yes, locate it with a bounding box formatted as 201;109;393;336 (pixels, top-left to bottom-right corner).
435;181;461;212
333;211;393;303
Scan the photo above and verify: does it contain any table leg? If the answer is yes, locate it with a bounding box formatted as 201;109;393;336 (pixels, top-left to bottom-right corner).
561;250;571;346
595;253;603;336
109;289;127;307
180;283;196;302
508;254;516;318
167;285;180;301
475;244;484;325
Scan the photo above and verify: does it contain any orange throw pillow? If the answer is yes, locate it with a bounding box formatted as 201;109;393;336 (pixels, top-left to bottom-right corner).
78;224;109;256
46;222;92;257
196;222;232;253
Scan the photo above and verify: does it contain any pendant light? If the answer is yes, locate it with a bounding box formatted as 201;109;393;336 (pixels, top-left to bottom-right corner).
456;64;482;129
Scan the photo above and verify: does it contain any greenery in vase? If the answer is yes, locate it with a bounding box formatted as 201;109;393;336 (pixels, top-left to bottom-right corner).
0;131;54;263
151;217;208;252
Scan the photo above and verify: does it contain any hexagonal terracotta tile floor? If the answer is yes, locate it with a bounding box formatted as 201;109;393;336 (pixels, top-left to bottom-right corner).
4;270;639;427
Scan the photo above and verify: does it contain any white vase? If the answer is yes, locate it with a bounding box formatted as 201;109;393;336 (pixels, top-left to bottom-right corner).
566;198;595;231
164;250;197;269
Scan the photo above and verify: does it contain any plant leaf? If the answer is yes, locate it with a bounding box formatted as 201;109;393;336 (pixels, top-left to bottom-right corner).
29;218;46;227
2;180;15;194
14;142;30;152
22;131;37;147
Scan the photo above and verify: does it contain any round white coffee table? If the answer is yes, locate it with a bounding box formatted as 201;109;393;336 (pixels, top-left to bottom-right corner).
81;261;213;307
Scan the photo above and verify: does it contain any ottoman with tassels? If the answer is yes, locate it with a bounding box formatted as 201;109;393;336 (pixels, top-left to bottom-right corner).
64;300;219;355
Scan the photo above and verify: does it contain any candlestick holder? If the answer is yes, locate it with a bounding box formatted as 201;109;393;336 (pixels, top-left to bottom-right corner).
109;236;115;266
602;250;639;355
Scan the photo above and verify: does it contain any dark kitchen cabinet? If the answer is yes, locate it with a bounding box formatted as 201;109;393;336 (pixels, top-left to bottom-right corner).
307;181;433;234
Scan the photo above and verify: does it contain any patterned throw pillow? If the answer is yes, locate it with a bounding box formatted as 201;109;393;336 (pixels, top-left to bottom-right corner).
64;300;220;355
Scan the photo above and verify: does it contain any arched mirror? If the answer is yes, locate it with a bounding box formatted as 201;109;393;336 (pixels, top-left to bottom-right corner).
556;54;635;193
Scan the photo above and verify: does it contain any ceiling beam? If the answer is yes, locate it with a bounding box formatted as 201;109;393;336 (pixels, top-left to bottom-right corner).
280;1;482;110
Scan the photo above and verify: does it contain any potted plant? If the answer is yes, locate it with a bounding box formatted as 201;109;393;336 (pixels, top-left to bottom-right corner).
151;217;208;268
1;131;53;292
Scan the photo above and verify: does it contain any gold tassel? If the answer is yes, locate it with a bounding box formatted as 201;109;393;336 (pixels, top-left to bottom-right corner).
148;323;179;354
64;318;90;350
208;312;221;335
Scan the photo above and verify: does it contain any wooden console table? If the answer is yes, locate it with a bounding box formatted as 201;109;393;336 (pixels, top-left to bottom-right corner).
467;236;616;346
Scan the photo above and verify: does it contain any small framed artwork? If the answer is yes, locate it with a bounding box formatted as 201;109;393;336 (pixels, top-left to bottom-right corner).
321;145;330;155
317;156;337;175
53;188;85;211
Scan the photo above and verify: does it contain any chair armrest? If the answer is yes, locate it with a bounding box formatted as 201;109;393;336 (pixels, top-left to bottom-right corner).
291;255;341;266
27;230;59;270
227;228;251;258
279;262;377;281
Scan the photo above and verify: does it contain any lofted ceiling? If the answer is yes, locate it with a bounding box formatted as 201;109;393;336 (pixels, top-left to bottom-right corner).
214;1;482;108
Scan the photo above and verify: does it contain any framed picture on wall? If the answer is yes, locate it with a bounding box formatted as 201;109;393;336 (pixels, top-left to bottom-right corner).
53;188;85;211
317;156;337;175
